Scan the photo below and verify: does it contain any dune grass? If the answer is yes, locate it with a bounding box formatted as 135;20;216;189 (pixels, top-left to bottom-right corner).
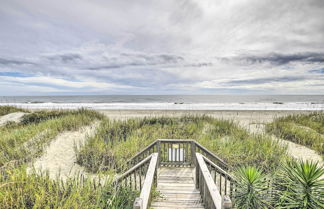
0;107;137;209
0;106;26;116
266;112;324;156
76;116;287;173
2;109;306;209
0;166;137;209
0;109;103;168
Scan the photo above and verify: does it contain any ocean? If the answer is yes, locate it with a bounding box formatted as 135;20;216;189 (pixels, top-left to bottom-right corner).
0;95;323;110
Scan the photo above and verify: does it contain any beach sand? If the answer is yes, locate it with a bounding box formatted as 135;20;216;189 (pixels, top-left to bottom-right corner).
0;112;27;126
98;109;310;125
29;121;104;181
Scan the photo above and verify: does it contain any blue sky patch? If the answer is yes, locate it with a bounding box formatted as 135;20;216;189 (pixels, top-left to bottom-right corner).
0;71;32;77
309;68;324;74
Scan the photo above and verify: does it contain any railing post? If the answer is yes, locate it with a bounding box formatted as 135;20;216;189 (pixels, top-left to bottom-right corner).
222;195;232;209
157;140;161;166
195;160;199;189
191;141;196;167
133;197;143;209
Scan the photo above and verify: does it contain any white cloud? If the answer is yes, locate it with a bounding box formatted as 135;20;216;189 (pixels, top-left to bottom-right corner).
0;0;323;95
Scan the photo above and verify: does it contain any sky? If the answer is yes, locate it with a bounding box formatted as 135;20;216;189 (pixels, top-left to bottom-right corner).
0;0;324;96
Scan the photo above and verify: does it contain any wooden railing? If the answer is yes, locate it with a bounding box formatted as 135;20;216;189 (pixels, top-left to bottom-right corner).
115;153;159;209
115;154;156;191
117;139;235;209
127;139;227;169
203;155;235;198
127;141;158;168
195;142;228;170
195;153;232;209
158;139;194;166
133;153;159;209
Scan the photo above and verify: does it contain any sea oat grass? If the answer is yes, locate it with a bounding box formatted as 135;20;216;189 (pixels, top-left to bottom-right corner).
266;112;324;156
0;106;27;116
0;109;103;167
77;116;287;173
0;166;137;209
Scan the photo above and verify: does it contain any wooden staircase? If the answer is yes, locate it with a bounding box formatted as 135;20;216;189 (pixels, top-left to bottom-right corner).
115;139;234;209
151;167;204;209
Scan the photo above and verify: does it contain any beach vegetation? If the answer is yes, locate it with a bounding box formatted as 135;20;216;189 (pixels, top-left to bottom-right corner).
76;116;287;173
0;166;137;209
274;160;324;208
233;166;271;209
266;112;324;156
0;105;26;116
0;109;102;168
232;160;324;209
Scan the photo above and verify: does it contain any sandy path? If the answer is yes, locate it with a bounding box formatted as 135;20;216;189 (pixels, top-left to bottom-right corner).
29;121;103;181
237;118;323;166
0;112;26;126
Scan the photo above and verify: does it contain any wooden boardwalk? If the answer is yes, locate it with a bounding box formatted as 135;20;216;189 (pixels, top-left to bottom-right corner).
116;139;234;209
151;167;204;209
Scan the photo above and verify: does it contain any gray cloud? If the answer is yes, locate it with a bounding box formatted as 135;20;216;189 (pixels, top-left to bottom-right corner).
224;76;308;86
224;52;324;66
46;54;82;63
0;0;324;95
87;53;184;70
0;58;34;66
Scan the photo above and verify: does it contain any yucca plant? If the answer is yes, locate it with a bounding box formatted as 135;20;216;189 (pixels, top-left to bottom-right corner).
233;166;272;209
275;160;324;209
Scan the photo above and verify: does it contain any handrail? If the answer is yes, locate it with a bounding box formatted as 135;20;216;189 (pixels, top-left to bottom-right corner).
133;153;158;209
158;139;194;166
202;155;235;198
125;139;229;170
115;154;153;186
203;155;234;181
196;153;223;209
127;141;157;168
157;139;194;142
195;142;228;170
115;139;233;209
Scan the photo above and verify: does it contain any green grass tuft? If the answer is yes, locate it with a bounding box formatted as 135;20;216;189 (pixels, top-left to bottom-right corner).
266;112;324;156
76;116;287;173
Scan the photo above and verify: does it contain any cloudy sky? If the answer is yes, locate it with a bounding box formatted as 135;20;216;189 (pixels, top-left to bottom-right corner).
0;0;323;95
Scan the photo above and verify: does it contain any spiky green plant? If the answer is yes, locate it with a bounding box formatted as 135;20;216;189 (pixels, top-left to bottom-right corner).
233;166;272;209
275;160;324;209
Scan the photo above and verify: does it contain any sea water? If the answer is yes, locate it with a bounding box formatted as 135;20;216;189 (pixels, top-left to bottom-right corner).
0;95;323;110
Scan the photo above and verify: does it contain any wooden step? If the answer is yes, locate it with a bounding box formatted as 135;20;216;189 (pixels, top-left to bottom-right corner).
151;207;204;209
157;183;195;190
151;167;204;209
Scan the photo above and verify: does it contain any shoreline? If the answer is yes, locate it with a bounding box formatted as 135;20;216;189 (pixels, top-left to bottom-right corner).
1;102;323;111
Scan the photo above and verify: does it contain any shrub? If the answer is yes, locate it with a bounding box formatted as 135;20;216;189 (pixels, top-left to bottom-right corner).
274;160;324;208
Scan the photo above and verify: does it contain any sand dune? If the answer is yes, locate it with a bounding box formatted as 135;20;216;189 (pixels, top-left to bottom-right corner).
29;121;102;181
0;112;26;126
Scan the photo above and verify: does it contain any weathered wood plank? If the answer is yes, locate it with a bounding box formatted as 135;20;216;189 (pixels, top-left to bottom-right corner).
195;142;227;169
151;167;204;209
115;154;152;185
196;153;223;209
136;153;158;209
